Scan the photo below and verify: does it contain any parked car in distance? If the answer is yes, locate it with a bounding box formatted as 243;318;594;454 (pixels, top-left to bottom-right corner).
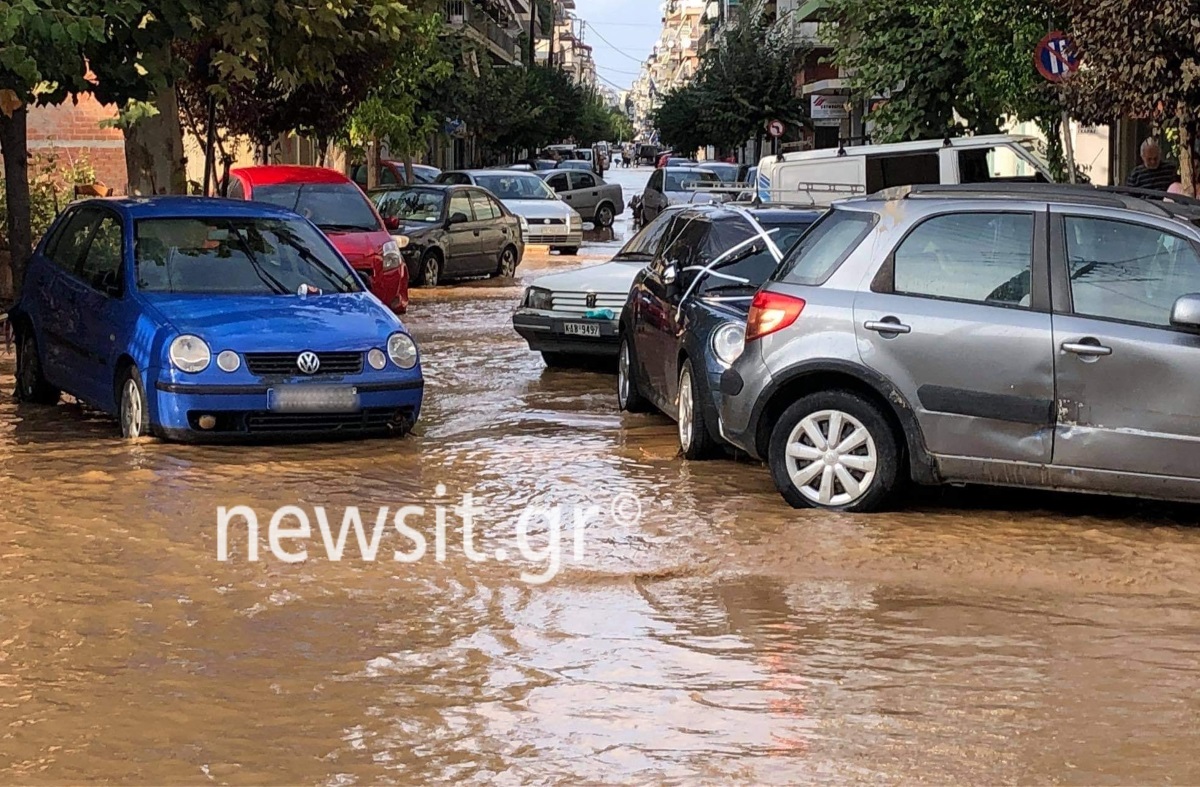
719;183;1200;512
436;169;583;254
639;167;724;225
371;184;524;287
698;162;749;184
228;165;408;313
351;160;441;189
510;160;560;172
554;160;594;172
618;205;821;457
513;206;689;366
10;197;424;441
540;169;626;229
658;153;695;169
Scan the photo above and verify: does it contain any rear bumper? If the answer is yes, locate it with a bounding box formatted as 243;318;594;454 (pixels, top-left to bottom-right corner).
151;378;423;442
512;310;620;356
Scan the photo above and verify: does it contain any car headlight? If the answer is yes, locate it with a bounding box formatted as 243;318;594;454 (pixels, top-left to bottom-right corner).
387;332;418;369
169;334;211;373
524;286;553;310
711;322;745;367
382;240;402;271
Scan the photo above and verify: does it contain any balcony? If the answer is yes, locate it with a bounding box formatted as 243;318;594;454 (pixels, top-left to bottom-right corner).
445;0;519;63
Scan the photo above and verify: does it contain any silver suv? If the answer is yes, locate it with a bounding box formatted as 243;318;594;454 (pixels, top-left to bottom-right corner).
718;184;1200;512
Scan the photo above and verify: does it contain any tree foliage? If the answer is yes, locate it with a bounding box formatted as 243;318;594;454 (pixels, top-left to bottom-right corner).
1063;0;1200;192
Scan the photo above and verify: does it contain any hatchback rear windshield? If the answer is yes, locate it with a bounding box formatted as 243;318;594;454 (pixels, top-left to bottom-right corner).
665;170;720;191
251;182;381;233
773;208;878;285
473;174;556;200
134;217;363;295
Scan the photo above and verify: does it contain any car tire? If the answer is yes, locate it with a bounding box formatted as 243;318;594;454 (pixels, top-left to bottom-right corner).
617;334;652;413
494;245;518;278
117;365;151;440
541;352;572;368
677;359;718;460
768;390;901;513
558;247;579;256
417;251;441;288
594;203;615;228
14;330;60;405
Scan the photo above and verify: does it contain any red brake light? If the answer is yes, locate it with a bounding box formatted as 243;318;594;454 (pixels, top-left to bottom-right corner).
745;291;805;342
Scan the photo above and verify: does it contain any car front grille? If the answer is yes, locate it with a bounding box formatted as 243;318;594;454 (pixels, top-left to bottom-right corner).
243;407;411;435
244;352;364;376
550;291;627;313
528;217;567;226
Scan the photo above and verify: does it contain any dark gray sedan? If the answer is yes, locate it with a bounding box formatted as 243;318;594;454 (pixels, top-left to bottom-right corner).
540;170;626;229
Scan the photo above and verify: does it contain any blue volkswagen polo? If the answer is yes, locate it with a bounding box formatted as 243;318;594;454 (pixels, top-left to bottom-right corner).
10;197;423;441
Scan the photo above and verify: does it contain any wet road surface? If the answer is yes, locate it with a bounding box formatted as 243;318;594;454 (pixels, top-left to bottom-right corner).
2;166;1200;784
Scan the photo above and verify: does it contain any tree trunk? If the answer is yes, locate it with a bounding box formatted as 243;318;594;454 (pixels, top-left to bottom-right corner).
1180;121;1198;197
366;139;379;190
404;151;415;184
0;105;32;301
124;84;187;195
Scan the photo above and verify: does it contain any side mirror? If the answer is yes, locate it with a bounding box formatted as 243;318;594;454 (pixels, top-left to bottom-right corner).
383;215;400;231
448;212;469;226
1170;293;1200;330
662;264;677;286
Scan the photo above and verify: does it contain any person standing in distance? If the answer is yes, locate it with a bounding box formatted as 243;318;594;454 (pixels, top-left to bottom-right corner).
1126;137;1179;192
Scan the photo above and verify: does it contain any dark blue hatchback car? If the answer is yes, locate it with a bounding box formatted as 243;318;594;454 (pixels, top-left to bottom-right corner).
11;197;423;441
618;205;821;458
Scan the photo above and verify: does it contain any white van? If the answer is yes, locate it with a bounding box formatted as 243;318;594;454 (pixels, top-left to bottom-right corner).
755;134;1056;206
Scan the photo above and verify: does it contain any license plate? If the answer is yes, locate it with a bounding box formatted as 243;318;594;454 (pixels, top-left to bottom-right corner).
268;385;360;413
564;322;601;337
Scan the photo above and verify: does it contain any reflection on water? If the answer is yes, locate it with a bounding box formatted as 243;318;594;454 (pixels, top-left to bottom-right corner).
2;245;1200;784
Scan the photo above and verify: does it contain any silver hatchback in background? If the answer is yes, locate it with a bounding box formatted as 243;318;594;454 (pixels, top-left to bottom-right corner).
718;184;1200;512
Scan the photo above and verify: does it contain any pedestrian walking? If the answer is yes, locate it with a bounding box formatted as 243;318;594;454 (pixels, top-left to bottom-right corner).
1126;138;1179;192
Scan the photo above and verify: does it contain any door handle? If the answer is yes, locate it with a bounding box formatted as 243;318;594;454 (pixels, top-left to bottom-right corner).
864;319;911;335
473;229;481;236
1062;340;1112;357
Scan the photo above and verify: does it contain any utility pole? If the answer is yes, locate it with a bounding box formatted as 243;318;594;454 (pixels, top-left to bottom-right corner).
527;0;536;67
549;0;557;68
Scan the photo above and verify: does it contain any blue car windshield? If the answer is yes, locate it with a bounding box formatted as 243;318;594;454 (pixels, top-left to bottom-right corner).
134;217;363;295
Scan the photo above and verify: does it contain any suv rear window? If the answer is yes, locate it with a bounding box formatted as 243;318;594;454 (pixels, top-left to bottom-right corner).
773;208;877;286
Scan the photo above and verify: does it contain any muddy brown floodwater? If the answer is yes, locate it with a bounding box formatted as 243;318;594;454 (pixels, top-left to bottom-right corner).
4;233;1200;784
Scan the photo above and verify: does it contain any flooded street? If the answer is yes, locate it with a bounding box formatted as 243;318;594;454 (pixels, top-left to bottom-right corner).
3;166;1200;785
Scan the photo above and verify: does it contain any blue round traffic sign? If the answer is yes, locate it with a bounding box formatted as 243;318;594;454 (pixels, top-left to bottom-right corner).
1035;31;1079;82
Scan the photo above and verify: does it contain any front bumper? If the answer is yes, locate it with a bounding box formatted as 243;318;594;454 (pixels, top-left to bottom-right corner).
523;227;584;248
358;265;406;315
512;309;620;356
150;377;423;442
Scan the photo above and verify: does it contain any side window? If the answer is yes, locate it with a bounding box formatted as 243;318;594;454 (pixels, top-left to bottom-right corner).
226;177;245;200
546;174;570;193
892;212;1035;308
1065;216;1200;327
865;153;940;191
380;167;398;185
439;173;470;185
660;218;708;274
77;214;124;295
487;196;506;218
449;193;473;222
49;209;101;274
469;191;498;221
350;165;367;187
573;172;597;190
648;170;664;191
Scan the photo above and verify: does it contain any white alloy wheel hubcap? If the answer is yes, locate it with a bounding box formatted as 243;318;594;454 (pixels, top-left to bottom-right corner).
618;344;631;406
785;409;878;507
123;379;143;438
678;368;693;450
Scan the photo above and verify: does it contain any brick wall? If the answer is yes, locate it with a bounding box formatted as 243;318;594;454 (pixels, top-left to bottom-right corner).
26;93;127;194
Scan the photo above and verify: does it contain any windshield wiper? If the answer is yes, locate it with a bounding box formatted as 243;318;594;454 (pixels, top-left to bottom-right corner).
230;225;289;295
318;223;376;232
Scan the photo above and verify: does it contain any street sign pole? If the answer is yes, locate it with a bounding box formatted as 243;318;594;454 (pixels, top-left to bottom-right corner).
1035;29;1080;183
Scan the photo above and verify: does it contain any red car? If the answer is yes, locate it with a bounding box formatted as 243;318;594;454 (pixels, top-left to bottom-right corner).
227;165;409;313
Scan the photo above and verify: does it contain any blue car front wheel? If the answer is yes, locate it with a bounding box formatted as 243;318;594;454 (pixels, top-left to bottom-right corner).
118;366;150;440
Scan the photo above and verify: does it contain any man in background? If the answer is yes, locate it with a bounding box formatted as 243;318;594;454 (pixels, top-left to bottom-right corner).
1126;138;1179;191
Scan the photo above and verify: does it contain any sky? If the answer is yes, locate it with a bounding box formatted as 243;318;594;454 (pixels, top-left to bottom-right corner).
572;0;663;93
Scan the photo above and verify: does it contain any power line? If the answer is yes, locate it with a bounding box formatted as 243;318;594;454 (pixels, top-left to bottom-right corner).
585;25;650;64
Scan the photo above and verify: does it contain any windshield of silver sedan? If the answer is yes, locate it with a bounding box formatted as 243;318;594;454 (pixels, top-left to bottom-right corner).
134;217;363;295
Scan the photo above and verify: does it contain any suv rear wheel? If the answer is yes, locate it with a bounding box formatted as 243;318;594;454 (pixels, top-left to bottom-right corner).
768;391;900;513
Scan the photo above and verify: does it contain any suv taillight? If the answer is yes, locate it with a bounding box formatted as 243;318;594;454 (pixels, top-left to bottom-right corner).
745;291;805;342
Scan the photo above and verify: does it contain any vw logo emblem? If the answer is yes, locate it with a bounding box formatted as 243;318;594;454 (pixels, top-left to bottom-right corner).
585;292;597;308
296;351;321;375
543;218;552;224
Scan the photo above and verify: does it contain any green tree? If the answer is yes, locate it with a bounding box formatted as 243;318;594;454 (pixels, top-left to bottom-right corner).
653;84;711;154
1063;0;1200;192
0;0;112;297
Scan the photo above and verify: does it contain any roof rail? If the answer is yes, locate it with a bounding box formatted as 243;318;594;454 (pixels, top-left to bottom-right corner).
1095;184;1200;209
871;182;1200;220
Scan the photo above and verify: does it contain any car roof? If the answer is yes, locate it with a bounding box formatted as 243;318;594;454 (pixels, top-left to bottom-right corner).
380;160;438;170
69;196;304;221
768;134;1038;164
230;165;353;186
446;170;541;177
370;183;458;193
670;203;823;224
854;183;1200;224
